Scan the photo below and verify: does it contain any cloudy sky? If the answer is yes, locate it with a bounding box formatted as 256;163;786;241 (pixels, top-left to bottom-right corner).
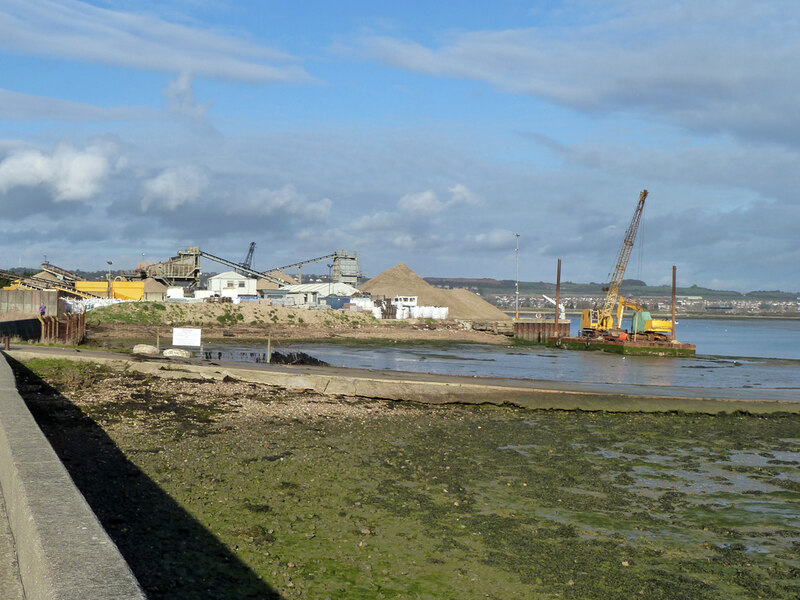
1;0;798;292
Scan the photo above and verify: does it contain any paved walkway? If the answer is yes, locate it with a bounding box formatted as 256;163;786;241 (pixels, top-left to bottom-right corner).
0;488;25;600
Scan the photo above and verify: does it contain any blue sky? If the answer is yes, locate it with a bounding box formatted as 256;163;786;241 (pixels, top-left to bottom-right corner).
1;0;798;292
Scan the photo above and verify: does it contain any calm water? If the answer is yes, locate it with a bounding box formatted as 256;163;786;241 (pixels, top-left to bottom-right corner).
203;318;800;398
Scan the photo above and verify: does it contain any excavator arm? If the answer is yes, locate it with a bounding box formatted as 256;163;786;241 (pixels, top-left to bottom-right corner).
616;295;645;326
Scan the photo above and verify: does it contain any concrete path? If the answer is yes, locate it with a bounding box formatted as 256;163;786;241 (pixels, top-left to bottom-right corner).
0;488;24;600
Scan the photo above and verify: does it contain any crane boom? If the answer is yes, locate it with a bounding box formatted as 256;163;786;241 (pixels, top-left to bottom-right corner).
240;242;256;272
580;189;648;335
599;189;648;326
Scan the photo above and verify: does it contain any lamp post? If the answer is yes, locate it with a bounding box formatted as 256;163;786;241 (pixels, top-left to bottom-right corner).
106;261;113;299
514;233;520;320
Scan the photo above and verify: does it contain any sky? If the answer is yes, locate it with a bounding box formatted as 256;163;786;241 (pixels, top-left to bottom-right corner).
1;0;798;292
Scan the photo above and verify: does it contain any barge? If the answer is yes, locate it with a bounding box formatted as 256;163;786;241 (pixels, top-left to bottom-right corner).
547;336;696;357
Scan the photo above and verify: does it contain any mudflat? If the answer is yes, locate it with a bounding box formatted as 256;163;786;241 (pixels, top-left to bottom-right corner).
11;356;800;600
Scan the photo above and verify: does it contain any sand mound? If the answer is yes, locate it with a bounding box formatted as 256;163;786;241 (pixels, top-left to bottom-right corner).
445;287;510;321
360;263;510;321
360;264;439;304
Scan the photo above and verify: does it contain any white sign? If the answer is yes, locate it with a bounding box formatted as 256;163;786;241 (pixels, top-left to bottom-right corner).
172;327;202;347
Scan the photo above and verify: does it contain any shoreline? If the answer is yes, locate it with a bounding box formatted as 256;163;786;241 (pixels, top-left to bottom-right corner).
512;311;800;320
6;346;799;415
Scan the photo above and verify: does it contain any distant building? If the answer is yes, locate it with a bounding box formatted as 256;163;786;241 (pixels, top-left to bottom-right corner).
261;282;358;305
207;271;258;298
142;278;167;301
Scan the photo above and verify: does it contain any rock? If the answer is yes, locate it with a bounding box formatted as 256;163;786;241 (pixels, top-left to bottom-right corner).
163;348;192;358
132;344;159;355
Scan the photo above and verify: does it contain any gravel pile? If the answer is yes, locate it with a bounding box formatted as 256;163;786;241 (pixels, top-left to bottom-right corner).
360;263;510;321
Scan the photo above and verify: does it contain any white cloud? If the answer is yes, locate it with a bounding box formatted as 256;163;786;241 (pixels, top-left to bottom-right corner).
465;229;517;251
237;184;332;221
0;88;157;121
398;190;443;214
141;165;208;211
351;211;397;231
398;184;483;215
164;73;212;119
391;234;415;249
0;0;314;84
0;143;112;200
448;183;483;206
356;2;800;144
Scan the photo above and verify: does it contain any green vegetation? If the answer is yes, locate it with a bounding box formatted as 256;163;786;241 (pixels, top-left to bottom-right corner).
86;302;172;326
15;358;800;600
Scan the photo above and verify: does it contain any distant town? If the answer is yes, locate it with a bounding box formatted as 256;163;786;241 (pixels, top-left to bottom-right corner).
425;277;800;317
2;266;797;317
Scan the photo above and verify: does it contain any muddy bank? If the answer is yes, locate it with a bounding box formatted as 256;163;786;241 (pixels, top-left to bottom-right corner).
85;321;508;347
84;301;510;347
11;357;800;599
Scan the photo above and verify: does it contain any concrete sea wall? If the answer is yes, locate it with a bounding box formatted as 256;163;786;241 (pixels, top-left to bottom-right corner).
0;353;145;600
0;319;40;342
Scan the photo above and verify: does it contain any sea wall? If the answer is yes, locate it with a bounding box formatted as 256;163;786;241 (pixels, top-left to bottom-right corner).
0;319;40;342
0;290;58;316
0;352;145;599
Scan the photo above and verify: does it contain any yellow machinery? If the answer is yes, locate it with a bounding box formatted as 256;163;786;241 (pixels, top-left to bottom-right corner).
75;280;146;300
581;190;649;337
0;268;101;299
617;295;673;339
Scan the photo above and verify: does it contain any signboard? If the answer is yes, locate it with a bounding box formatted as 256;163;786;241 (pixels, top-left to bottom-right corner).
172;327;202;347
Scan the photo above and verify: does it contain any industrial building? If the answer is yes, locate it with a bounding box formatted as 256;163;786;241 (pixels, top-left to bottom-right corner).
208;271;258;298
261;282;359;306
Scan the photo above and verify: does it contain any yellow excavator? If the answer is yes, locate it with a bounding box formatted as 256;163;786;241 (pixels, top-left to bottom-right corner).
616;295;673;340
580;189;674;339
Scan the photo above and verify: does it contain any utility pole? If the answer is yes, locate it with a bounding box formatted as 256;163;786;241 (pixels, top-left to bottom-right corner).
514;233;519;321
106;261;113;299
555;258;562;331
514;233;520;320
671;265;677;340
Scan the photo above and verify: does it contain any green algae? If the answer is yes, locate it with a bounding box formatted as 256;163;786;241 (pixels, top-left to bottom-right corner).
14;360;800;599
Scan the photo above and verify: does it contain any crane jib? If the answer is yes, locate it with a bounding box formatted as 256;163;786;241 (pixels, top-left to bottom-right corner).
598;189;648;325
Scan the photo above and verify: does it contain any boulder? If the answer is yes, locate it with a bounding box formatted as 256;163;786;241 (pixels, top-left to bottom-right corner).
163;348;192;358
132;344;159;355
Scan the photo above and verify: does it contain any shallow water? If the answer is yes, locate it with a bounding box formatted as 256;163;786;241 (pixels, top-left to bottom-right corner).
191;318;800;404
203;339;800;400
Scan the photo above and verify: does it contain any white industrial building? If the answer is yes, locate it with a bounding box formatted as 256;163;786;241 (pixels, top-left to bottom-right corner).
261;282;358;305
207;271;258;298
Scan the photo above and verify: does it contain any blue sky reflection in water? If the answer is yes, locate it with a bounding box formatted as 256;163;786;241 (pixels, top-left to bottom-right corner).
205;319;800;401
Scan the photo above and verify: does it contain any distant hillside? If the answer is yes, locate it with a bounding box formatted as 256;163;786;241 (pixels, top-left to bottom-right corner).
424;277;798;300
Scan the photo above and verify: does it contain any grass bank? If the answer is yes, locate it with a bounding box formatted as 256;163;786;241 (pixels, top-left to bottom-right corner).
12;358;800;599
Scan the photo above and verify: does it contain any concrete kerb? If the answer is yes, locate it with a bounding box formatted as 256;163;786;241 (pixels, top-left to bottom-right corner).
0;352;145;600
